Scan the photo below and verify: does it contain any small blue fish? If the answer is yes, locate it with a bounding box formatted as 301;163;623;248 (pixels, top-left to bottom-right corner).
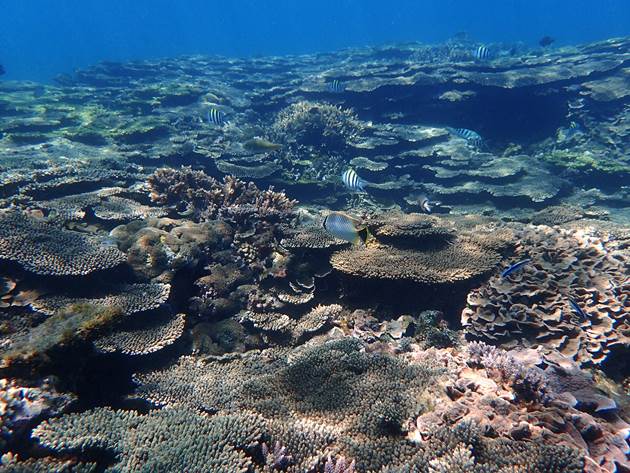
473;45;491;60
341;168;367;192
207;108;226;126
328;79;344;93
501;258;531;278
322;212;369;245
568;297;588;320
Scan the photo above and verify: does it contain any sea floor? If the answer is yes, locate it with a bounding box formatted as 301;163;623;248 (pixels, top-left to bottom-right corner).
0;37;628;472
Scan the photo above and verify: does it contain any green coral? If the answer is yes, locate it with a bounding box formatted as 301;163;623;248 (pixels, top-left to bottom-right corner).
1;303;123;369
542;149;630;174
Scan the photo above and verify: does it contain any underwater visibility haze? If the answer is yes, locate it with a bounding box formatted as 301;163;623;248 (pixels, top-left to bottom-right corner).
0;1;629;472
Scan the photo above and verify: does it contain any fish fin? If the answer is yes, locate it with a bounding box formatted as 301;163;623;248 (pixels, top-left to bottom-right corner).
357;227;373;245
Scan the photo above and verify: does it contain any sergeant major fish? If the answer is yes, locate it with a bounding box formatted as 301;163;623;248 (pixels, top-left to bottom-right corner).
473;45;490;60
341;168;368;193
450;127;483;147
322;212;370;245
207;107;227;126
328;79;344;93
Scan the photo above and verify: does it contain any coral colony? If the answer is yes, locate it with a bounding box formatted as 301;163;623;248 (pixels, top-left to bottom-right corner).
0;37;628;472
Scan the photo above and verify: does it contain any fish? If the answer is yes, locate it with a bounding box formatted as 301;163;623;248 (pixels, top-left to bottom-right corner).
243;137;282;152
501;258;531;278
473;45;490;60
568;297;588;320
539;36;555;47
207;108;226;126
322;212;369;245
341;168;367;192
328;79;344;93
450;127;483;147
418;195;432;214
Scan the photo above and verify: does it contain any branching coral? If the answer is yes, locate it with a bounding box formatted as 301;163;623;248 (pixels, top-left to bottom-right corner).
147;167;296;224
32;407;263;473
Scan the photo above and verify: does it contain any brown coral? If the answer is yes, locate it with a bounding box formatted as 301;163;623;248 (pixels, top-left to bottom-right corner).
331;240;499;285
462;225;630;366
0;211;125;276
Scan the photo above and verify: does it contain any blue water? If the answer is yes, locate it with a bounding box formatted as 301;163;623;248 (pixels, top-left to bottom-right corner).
1;0;629;82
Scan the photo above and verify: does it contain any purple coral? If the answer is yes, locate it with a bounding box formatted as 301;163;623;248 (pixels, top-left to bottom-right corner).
324;455;356;473
466;341;552;403
262;441;293;470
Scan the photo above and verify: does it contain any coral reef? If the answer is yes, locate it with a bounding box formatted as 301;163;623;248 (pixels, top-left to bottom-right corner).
147;167;296;224
272;101;365;150
32;407;263;472
462;225;630;367
29;283;170;317
0;34;628;473
0;212;126;276
93;312;185;356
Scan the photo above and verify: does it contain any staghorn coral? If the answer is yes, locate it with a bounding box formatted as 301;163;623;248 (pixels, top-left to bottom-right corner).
32;407;263;473
462;224;630;366
147;167;296;224
0;211;125;276
133;338;447;471
29;283;170;317
94;312;186;355
272;101;364;150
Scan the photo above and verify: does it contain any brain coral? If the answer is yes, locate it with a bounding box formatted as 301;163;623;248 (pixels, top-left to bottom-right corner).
462;224;630;366
0;211;126;275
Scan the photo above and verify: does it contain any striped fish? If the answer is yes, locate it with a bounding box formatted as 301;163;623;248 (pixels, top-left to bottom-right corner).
341;168;367;192
473;45;491;60
451;127;483;147
328;79;344;93
322;212;368;245
207;108;226;126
